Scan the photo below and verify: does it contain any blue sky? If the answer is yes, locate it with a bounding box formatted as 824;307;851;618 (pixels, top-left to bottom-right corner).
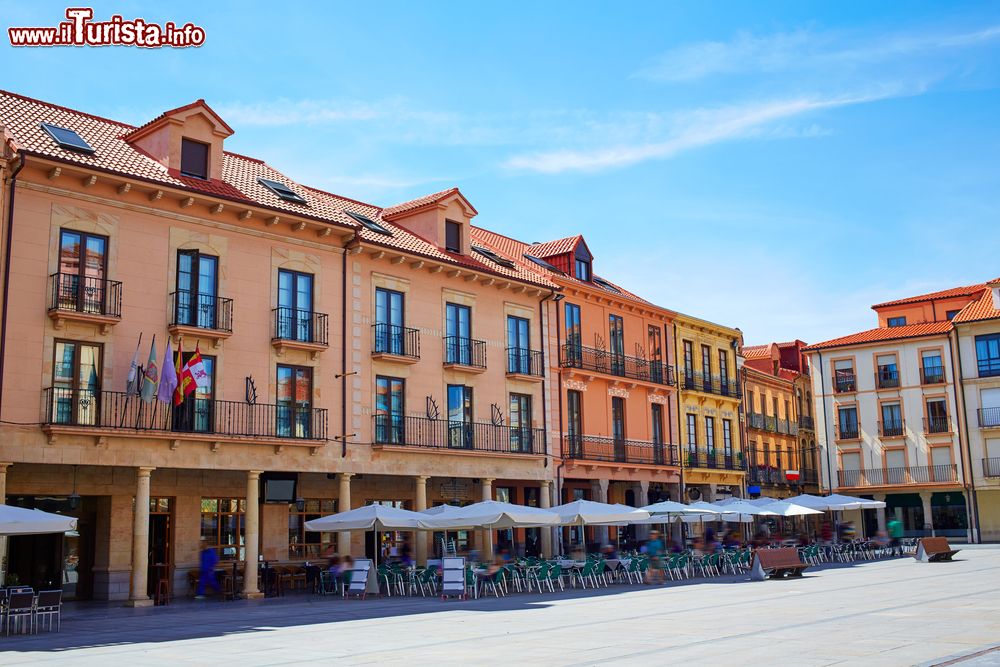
3;1;999;344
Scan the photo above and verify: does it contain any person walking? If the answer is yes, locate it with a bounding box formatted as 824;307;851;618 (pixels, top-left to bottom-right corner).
645;530;665;585
887;516;904;556
196;538;221;599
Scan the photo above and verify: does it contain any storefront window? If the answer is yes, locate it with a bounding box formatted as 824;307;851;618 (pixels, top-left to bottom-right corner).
288;499;337;559
200;498;245;560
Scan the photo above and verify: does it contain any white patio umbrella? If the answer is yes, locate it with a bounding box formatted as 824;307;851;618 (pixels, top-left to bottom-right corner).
421;504;461;516
552;500;650;526
642;500;713;516
756;501;825;517
424;500;560;557
0;504;77;536
825;494;887;509
747;496;782;506
680;501;753;523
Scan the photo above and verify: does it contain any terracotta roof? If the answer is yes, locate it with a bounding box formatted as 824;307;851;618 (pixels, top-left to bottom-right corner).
0;90;553;290
123;98;234;141
742;344;771;360
471;226;652;305
382;187;478;219
871;282;987;309
803;321;952;351
526;235;583;259
952;286;1000;324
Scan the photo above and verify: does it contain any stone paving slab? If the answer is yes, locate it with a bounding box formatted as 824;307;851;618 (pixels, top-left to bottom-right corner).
2;547;999;665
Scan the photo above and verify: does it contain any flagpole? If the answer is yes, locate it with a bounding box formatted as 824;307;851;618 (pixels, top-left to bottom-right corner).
134;333;154;430
121;332;143;429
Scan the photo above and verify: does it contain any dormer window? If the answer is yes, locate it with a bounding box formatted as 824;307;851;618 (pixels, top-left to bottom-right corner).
575;258;591;281
180;138;209;179
887;316;906;327
445;220;462;253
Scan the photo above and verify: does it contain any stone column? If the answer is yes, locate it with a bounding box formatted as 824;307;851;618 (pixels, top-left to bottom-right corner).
591;479;609;546
919;491;935;537
338;473;353;556
637;481;651;541
243;470;263;599
0;463;10;586
873;493;887;534
127;467;155;607
539;480;552;558
481;478;494;557
414;475;428;565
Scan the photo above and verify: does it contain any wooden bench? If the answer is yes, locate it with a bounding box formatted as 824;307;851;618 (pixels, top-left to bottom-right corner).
750;547;810;581
915;537;960;563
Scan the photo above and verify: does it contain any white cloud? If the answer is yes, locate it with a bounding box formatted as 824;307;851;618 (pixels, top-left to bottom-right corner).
502;87;913;174
634;24;1000;82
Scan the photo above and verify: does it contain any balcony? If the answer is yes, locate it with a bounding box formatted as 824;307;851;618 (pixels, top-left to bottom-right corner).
798;415;815;430
42;388;327;446
506;348;544;381
984;458;1000;478
685;448;744;471
562;344;675;386
978;407;1000;428
372;414;543;455
834;372;856;393
47;273;122;333
168;291;233;346
271;307;329;359
876;367;900;390
749;466;794;486
679;370;735;397
835;424;860;441
920;367;945;385
838;464;958;488
747;412;765;430
564;434;679;467
764;415;777;432
443;336;487;372
878;419;905;439
371;324;420;363
923;417;950;435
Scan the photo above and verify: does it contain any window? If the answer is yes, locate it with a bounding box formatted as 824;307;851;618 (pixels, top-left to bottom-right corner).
56;229;108;314
564;302;582;364
761;393;768;416
718;350;729;386
784;399;791;422
258;177;307;204
445;220;462;253
507;316;531;374
611;397;626;461
648;326;664;383
976;334;1000;378
374;376;405;444
592;277;620;294
50;340;102;425
701;345;712;381
723;419;733;456
472;245;515;269
876;354;899;389
175;250;219;328
289;499;337;559
374;288;406;355
574;258;591;282
509;393;533;452
705;416;716;453
40;122;94;154
686;413;697;451
172;353;214;433
834;359;856;393
683;341;694;385
772;397;779;421
608;315;625;375
276;365;313;438
201;498;245;561
445;303;472;365
838;406;859;439
747;390;755;415
276;269;314;342
921;350;944;384
806;392;812;416
566;390;583;456
180;138;209;179
651;403;665;464
887;316;907;327
880;402;903;437
945;309;960;320
344;210;392;236
447;385;473;448
926;399;948;433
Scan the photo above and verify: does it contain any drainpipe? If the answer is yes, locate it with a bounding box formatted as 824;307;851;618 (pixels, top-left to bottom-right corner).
673;322;685;502
0;153;25;421
539;290;559;466
816;351;834;494
340;236;357;457
950;327;981;543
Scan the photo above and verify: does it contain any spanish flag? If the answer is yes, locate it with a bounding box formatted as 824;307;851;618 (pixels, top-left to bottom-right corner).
173;339;196;406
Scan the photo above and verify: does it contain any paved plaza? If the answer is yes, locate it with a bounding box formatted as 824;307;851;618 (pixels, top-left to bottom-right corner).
2;546;1000;666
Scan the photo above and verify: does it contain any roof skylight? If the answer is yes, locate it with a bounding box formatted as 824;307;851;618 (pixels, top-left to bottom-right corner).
344;210;392;236
472;245;515;269
523;253;563;274
40;122;94;154
258;177;307;204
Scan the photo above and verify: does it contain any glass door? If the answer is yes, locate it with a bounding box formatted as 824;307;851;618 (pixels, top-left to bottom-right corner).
609;315;625;376
612;396;626;462
375;288;405;354
509;393;532;452
445;303;472;364
58;230;107;313
277;366;312;438
447;385;473;448
51;341;101;425
375;376;405;444
564;303;582;365
507;316;530;373
277;270;314;342
176;251;218;328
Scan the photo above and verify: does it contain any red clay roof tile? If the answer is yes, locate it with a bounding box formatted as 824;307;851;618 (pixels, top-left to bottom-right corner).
871;282;987;309
803;321;952;351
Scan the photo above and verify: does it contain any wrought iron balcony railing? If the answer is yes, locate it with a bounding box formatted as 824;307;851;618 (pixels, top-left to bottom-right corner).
372;324;421;359
685;447;744;471
764;415;777;432
561;344;675;386
169;291;233;332
48;272;122;318
798;415;815;430
923;417;950;434
43;387;326;440
272;307;329;346
876;367;900;390
372;414;543;454
836;424;860;440
920;367;945;385
506;348;544;376
563;434;679;466
834;373;857;393
978;407;1000;428
444;336;487;369
984;457;1000;478
878;419;905;438
747;412;765;430
679;369;735;397
838;465;957;488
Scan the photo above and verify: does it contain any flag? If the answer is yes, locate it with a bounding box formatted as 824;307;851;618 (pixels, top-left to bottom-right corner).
140;336;159;403
174;338;196;406
186;344;210;389
156;338;177;404
126;334;142;395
